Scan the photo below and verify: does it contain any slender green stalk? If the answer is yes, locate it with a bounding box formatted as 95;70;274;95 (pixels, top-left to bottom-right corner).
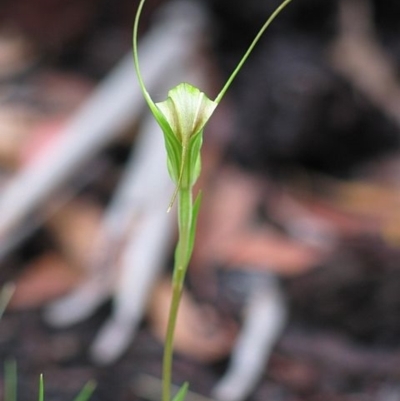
162;281;183;401
162;187;192;401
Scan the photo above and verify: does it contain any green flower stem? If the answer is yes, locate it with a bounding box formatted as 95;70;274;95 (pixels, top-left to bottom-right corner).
162;280;182;401
162;187;193;401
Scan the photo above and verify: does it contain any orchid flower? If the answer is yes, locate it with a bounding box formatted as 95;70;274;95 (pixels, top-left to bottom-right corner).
132;1;292;400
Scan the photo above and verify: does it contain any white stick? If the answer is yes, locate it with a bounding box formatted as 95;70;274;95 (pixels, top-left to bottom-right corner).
212;274;287;401
0;0;206;241
44;0;210;353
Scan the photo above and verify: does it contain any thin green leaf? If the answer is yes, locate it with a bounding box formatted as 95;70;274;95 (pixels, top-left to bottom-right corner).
38;374;44;401
167;157;178;185
187;191;202;264
215;0;293;104
168;128;204;213
167;144;187;212
73;381;96;401
4;360;17;401
188;129;203;186
132;0;158;115
172;382;189;401
163;127;182;183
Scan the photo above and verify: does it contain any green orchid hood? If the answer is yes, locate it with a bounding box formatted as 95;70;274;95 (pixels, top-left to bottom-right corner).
155;83;217;198
156;83;217;145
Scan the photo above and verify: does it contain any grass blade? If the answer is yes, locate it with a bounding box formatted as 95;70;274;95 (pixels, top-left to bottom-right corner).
172;382;189;401
73;381;96;401
38;374;44;401
4;360;17;401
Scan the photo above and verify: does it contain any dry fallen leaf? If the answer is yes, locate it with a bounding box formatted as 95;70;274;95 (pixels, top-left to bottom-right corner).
47;199;104;269
148;278;238;362
10;252;83;310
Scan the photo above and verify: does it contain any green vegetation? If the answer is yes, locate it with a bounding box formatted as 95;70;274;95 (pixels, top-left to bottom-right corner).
132;0;292;400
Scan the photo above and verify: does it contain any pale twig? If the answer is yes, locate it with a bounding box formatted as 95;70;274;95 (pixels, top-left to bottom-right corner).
45;0;210;365
330;0;400;125
0;282;15;319
0;2;203;245
212;275;287;401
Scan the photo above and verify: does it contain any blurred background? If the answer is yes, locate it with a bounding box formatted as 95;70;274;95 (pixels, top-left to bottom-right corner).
1;0;400;400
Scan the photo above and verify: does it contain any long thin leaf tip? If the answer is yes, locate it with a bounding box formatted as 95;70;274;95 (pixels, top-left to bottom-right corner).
215;0;293;104
132;0;158;112
38;374;44;401
73;380;97;401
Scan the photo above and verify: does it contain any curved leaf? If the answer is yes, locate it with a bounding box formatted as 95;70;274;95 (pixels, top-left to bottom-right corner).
172;382;189;401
